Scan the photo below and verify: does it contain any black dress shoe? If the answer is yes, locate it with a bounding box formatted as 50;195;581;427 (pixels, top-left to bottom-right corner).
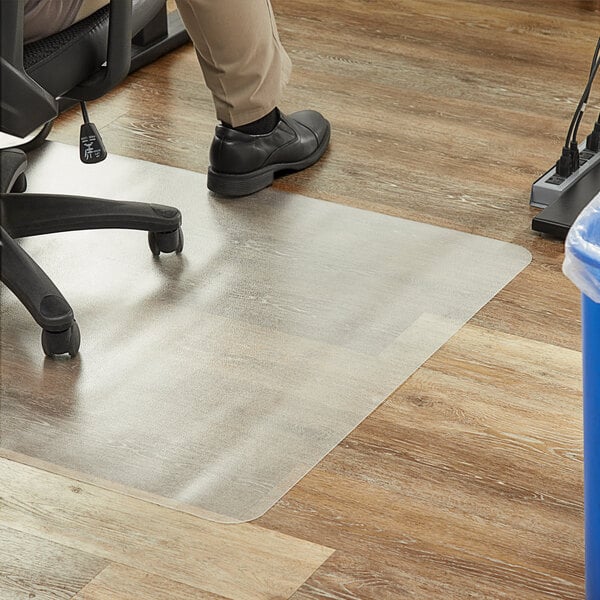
207;110;330;197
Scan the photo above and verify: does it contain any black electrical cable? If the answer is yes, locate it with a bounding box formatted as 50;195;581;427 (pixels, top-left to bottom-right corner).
566;36;600;147
80;101;90;124
571;50;600;144
567;37;600;144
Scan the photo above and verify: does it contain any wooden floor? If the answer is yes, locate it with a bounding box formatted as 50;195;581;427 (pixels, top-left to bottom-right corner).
2;0;598;598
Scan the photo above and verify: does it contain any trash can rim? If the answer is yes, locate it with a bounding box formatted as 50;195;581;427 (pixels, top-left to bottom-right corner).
566;233;600;269
566;202;600;270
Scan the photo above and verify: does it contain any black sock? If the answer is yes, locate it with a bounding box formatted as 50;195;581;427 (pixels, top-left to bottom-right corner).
224;108;280;135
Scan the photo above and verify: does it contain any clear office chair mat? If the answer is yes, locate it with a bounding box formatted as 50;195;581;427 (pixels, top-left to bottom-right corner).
0;143;531;523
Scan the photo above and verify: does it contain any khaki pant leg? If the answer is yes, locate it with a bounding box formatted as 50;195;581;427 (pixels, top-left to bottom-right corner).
174;0;292;126
74;0;110;22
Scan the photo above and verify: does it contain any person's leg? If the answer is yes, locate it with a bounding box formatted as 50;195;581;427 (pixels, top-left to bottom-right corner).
174;0;291;127
174;0;330;196
74;0;110;23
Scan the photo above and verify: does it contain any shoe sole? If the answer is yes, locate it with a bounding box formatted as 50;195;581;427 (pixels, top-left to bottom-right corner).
207;124;331;197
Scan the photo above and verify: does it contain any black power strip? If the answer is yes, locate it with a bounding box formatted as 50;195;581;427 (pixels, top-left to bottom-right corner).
530;140;600;209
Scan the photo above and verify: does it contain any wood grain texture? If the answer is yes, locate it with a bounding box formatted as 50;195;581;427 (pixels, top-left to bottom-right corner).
0;459;333;600
261;325;583;599
0;525;107;600
5;0;593;598
73;564;229;600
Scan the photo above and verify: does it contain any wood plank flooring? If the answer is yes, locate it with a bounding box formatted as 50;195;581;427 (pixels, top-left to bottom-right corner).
1;0;595;598
0;459;333;600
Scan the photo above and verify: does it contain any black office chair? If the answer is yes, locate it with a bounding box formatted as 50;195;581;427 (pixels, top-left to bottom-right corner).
0;0;187;358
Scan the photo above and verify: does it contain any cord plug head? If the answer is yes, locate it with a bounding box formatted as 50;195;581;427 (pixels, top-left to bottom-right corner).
587;121;600;152
556;146;574;177
569;140;580;172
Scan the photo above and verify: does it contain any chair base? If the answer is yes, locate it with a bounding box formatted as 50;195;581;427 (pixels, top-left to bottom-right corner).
0;149;183;358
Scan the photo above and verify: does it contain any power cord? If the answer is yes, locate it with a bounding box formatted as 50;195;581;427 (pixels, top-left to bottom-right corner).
568;38;600;147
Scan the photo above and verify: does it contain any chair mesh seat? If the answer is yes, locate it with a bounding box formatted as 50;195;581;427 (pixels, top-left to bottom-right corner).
23;6;109;72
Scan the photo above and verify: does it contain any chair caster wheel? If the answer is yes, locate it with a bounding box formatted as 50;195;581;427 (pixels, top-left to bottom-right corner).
42;321;81;358
11;173;27;193
148;227;184;256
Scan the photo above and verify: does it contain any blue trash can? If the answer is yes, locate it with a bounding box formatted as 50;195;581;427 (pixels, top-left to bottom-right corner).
564;194;600;599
